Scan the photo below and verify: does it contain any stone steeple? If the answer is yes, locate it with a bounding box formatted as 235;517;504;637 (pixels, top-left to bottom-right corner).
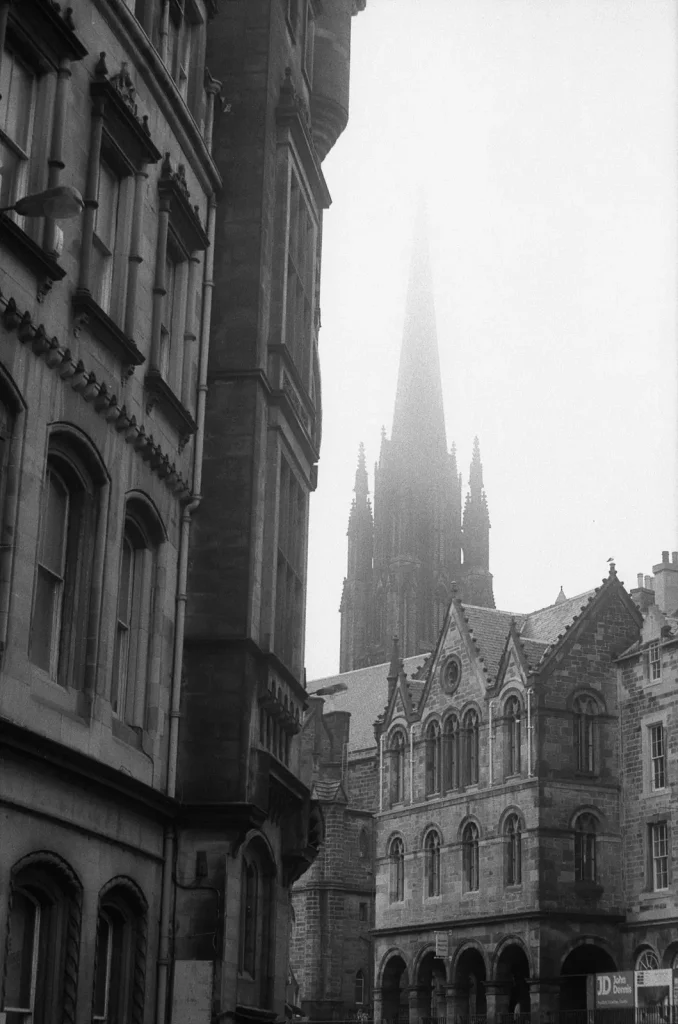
338;220;495;672
339;444;375;671
461;437;495;608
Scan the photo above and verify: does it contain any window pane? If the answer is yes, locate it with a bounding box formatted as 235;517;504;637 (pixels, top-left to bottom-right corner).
40;470;68;577
5;891;38;1011
96;162;120;252
0;138;20;208
0;51;33;150
92;914;111;1019
30;568;60;673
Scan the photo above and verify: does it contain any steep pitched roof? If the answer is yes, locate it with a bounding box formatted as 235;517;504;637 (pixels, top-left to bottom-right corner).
520;589;596;643
463;605;523;682
311;653;428;753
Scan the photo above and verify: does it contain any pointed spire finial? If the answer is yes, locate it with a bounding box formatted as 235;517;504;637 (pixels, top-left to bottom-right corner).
354;442;368;501
469;436;483;493
387;636;400;681
555;586;567;605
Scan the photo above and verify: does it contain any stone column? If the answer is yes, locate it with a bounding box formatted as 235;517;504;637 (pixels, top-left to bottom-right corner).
528;979;561;1024
408;985;429;1024
373;989;383;1024
446;983;467;1024
484;981;504;1020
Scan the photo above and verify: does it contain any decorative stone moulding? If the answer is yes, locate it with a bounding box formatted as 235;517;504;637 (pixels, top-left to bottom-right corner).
91;53;162;171
158;153;210;253
0;291;191;498
10;0;88;69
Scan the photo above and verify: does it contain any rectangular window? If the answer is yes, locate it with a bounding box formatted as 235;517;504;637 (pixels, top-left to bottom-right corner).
0;48;36;213
358;902;367;922
650;821;669;891
285;173;316;387
650;724;666;791
274;457;307;674
30;467;69;677
649;641;661;681
160;251;179;380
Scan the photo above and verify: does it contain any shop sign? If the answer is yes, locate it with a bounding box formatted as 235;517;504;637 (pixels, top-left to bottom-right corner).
435;931;448;958
595;973;634;1008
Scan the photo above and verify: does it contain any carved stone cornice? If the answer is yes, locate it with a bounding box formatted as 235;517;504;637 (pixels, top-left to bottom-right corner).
276;69;331;210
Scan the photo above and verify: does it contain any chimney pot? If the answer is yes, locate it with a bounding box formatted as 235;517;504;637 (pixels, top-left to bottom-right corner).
673;552;678;564
645;575;653;590
662;550;669;563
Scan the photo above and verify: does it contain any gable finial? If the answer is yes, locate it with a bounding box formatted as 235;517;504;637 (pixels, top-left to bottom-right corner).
607;557;617;577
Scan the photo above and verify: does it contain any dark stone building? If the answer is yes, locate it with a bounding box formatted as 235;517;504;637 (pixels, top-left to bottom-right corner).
339;224;494;673
301;552;678;1022
0;1;364;1022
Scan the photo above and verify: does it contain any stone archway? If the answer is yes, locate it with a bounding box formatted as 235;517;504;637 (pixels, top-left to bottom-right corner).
382;954;410;1023
453;946;487;1018
494;943;531;1018
560;943;616;1012
416;950;447;1021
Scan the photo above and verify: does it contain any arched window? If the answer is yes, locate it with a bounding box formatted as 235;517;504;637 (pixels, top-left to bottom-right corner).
354;969;365;1005
3;855;82;1024
462;822;479;891
93;881;147;1024
390;731;406;805
505;814;522;886
389;837;404;903
29;434;106;687
240;860;258;976
574;696;596;773
635;949;660;971
574;813;597;882
425;720;441;795
463;709;479;786
424;830;441;897
238;840;274;1005
443;715;459;791
505;696;521;776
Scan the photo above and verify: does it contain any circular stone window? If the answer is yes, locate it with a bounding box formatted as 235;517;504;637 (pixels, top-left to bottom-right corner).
441;656;461;694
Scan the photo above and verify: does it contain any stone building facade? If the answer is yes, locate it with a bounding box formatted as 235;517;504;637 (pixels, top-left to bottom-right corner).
339;225;494;674
0;1;364;1022
304;553;678;1022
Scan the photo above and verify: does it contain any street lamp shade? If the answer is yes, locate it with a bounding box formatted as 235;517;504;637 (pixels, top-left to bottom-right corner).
2;186;84;220
307;682;349;697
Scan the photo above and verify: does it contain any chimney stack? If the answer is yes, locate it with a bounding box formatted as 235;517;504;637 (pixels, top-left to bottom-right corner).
653;551;678;616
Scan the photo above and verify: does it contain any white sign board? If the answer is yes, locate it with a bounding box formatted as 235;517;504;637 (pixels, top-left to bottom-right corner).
435;931;448;958
171;960;214;1024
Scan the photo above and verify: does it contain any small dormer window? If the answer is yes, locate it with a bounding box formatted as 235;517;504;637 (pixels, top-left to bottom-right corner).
649;641;661;681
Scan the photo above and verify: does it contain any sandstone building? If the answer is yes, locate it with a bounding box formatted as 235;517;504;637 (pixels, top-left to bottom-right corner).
298;553;678;1021
0;1;364;1022
339;226;494;674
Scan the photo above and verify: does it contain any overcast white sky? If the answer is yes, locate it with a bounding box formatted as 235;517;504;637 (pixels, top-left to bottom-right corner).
305;0;678;681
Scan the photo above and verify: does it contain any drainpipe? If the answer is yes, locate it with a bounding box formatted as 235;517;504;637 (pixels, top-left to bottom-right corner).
488;701;496;785
409;724;414;804
379;733;384;812
526;688;534;776
155;194;215;1024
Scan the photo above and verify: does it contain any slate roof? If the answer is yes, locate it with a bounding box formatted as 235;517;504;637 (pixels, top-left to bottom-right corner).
463;606;523;682
311;654;429;753
520;589;596;643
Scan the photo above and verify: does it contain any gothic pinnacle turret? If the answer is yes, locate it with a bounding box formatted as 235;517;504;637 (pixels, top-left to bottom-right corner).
462;438;495;608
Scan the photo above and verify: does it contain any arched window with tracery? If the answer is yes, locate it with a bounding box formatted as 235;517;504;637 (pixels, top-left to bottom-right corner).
425;720;441;795
505;696;521;776
574;695;596;773
354;969;365;1005
389;836;404;903
574;813;597;882
462;822;479;891
2;853;82;1024
463;709;479;786
424;830;441;897
635;950;660;972
390;730;406;805
504;814;522;886
444;715;459;791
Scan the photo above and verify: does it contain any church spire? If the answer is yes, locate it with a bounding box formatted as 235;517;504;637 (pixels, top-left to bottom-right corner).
469;435;483;493
391;206;448;461
461;437;495;609
354;441;368;502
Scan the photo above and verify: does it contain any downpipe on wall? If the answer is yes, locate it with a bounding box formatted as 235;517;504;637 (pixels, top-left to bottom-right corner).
156;194;216;1024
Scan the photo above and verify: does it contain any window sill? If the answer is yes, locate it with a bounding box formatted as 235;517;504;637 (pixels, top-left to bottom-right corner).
72;289;145;371
144;369;197;442
574;880;604;899
0;214;66;298
111;716;143;749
